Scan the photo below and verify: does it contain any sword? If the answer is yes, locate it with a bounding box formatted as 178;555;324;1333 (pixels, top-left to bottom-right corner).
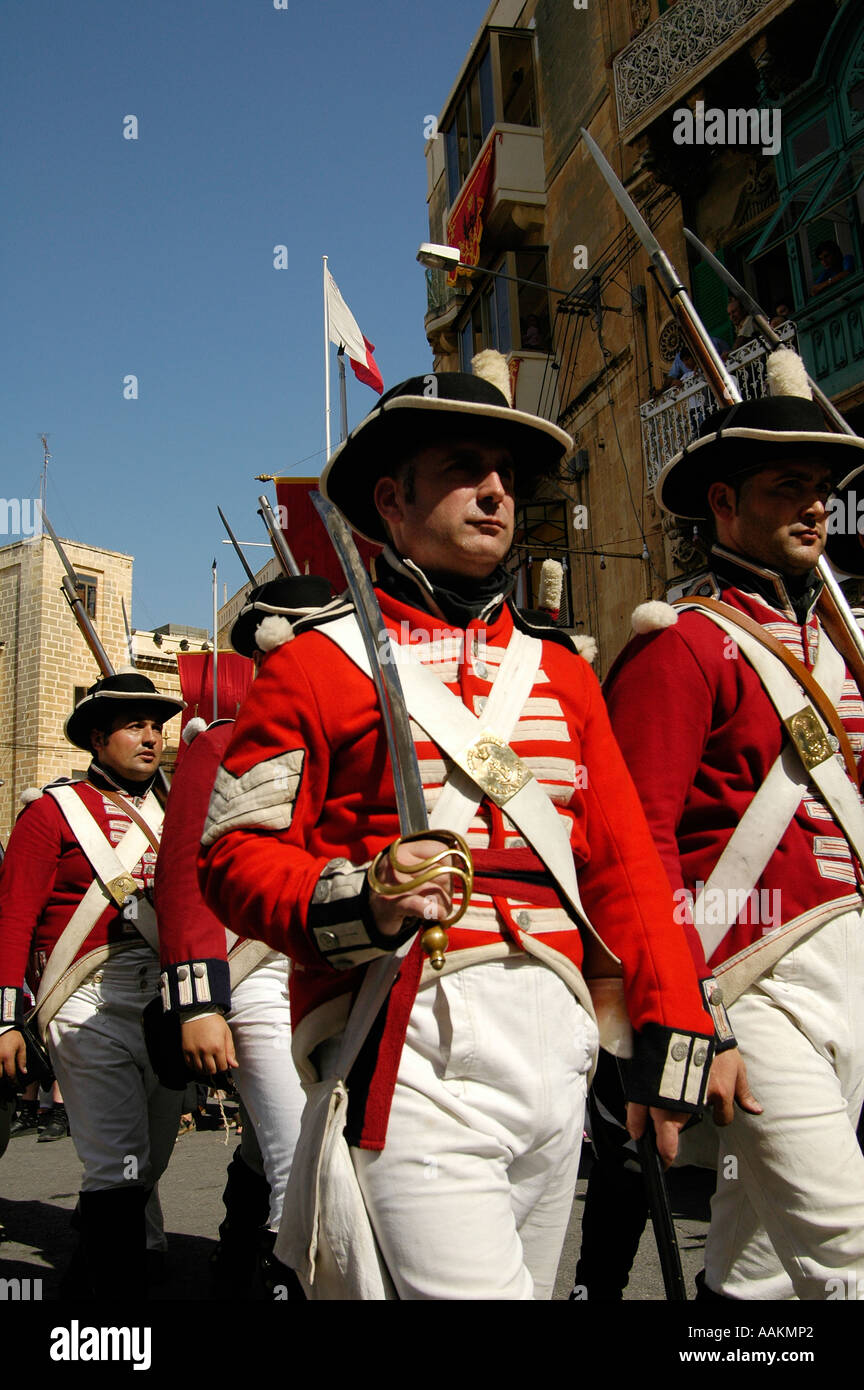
581;128;864;669
682;227;854;435
311;492;472;969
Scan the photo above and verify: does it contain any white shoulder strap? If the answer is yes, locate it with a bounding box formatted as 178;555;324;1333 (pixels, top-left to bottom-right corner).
677;604;863;959
35;786;163;1016
319;615;617;970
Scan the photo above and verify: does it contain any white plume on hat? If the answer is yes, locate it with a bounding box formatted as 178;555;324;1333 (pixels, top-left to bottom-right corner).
766;348;813;401
538;559;563;614
471;349;512;406
20;787;43;804
182;716;208;745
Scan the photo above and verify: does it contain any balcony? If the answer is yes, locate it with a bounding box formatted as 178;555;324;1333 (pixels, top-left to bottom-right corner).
613;0;796;141
640;323;797;491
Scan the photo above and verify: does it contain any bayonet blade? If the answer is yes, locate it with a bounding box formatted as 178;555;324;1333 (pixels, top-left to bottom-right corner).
580;127;678;279
682;230;762;319
311;492;428;836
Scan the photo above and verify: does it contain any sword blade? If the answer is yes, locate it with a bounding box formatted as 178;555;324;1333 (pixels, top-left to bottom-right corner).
682;229;763;320
581;128;672;274
683;227;857;438
311;492;428;836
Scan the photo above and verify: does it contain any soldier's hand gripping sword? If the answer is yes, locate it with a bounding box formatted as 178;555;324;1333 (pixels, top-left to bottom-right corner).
311;491;472;970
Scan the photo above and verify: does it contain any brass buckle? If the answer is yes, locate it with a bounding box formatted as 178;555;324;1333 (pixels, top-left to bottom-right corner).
105;873;138;908
452;730;533;806
782;706;833;772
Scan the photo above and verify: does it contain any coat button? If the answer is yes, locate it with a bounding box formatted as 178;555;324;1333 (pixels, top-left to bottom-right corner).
319;931;337;947
475;662;488;679
515;911;531;928
693;1048;707;1067
671;1041;688;1062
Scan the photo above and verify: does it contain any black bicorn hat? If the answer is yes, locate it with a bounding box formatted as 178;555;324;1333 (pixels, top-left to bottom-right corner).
655;394;864;520
229;575;334;657
65;672;185;750
319;352;573;542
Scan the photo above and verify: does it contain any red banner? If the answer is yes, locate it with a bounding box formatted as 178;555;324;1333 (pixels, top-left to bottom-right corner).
175;652;253;762
446;132;498;285
273;477;380;591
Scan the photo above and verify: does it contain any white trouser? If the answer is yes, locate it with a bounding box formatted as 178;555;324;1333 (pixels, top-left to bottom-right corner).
47;944;183;1252
705;906;864;1299
227;952;305;1230
353;955;597;1300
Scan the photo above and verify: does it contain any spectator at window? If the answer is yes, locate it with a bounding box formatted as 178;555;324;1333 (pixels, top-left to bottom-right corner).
727;295;758;349
812;240;855;294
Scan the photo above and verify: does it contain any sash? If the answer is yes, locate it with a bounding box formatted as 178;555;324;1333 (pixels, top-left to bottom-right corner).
33;785;163;1031
675;602;864;978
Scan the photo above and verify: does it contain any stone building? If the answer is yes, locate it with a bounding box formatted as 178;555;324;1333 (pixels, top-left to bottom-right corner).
0;533;191;845
422;0;864;671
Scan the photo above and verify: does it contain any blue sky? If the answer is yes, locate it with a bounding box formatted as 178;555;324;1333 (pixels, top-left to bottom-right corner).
0;0;480;630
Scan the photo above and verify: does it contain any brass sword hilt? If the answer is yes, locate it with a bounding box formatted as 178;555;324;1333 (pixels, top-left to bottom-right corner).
366;829;474;970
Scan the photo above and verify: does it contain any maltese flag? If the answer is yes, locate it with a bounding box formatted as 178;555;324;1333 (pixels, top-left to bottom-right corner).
325;270;384;394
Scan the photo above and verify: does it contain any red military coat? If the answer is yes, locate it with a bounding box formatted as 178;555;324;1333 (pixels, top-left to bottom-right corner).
199;588;714;1147
604;552;864;973
0;774;157;1028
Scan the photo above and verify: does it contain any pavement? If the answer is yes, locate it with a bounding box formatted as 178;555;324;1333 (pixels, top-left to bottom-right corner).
0;1107;713;1302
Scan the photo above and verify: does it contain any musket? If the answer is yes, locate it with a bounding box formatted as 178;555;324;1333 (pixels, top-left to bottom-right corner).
42;510;170;794
42;510;114;675
581;128;864;670
682;228;853;435
635;1121;688;1301
311;491;472;971
121;597;135;668
218;506;257;585
258;493;301;577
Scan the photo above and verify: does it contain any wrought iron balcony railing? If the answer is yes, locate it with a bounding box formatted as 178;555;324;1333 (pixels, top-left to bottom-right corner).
613;0;795;139
640;322;797;490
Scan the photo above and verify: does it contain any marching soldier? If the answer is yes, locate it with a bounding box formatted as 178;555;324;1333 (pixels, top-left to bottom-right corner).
155;575;330;1297
604;351;864;1298
198;355;717;1300
0;672;184;1297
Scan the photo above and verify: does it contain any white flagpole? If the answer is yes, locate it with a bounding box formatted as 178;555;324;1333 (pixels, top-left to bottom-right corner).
212;558;218;724
323;254;332;460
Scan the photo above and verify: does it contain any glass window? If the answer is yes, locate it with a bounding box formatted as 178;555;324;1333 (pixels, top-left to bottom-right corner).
445;122;460;205
515;250;550;350
74;573;97;620
499;33;537;126
478;49;495;137
791;117;832;170
748;165;836;259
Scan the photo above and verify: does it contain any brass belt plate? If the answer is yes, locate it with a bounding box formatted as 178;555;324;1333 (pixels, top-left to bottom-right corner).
783;706;833;772
106;873;139;907
453;730;534;806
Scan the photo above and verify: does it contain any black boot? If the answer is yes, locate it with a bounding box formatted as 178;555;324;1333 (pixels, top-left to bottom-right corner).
37;1104;70;1142
77;1188;149;1300
255;1228;306;1302
210;1148;271;1296
10;1099;39;1138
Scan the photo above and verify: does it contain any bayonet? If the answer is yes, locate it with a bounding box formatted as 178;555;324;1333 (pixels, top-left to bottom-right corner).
581;128;864;667
682;228;854;435
581;128;738;407
258;493;301;577
218;507;257;584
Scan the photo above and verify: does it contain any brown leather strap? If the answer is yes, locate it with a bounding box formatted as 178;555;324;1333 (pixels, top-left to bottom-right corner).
674;596;859;784
98;788;162;855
